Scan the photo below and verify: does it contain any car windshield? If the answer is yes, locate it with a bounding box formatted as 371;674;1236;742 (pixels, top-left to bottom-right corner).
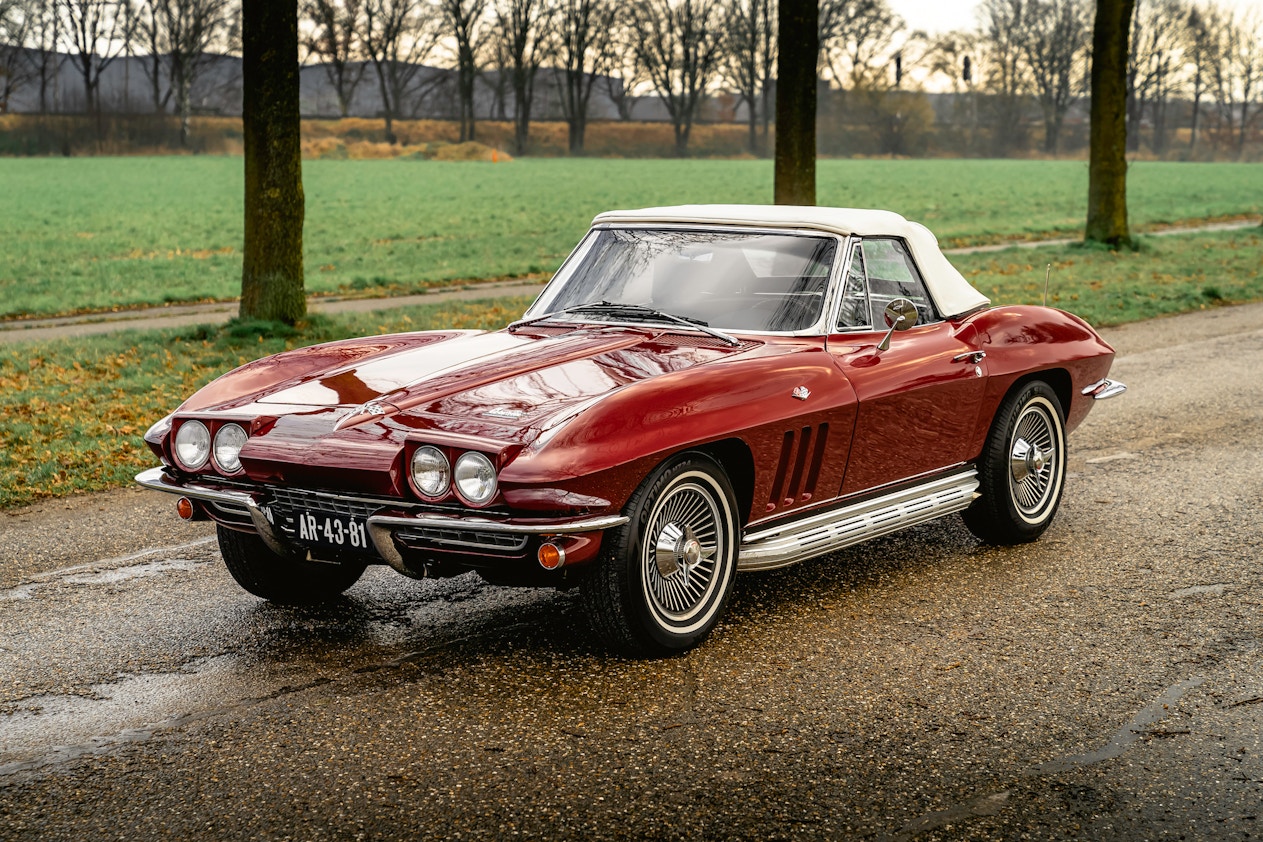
527;228;838;333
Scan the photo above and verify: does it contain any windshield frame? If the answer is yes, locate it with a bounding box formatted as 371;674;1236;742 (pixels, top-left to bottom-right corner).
522;223;851;338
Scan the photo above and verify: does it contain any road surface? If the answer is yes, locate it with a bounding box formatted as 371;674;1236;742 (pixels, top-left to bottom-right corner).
1;303;1261;839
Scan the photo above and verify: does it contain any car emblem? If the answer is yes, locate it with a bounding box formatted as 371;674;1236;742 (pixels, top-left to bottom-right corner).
792;386;810;401
486;408;525;419
359;401;388;416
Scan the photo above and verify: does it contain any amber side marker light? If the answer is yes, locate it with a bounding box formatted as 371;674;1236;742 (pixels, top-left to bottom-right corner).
176;497;196;520
538;542;566;570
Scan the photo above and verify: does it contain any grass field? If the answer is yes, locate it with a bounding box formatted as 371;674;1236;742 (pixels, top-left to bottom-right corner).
2;156;1261;319
2;225;1260;511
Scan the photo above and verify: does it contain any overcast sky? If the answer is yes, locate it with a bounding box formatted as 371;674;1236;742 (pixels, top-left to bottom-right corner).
887;0;1259;37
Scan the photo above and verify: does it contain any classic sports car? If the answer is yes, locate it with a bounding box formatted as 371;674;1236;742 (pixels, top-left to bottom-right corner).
138;205;1124;655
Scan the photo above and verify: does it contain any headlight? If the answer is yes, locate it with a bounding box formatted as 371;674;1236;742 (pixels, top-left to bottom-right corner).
173;420;211;470
453;452;497;506
212;423;248;474
411;446;450;497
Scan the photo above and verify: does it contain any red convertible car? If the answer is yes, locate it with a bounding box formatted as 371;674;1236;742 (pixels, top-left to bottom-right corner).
138;205;1124;655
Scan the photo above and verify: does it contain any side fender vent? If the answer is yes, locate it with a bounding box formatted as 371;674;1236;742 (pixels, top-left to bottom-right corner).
767;424;829;511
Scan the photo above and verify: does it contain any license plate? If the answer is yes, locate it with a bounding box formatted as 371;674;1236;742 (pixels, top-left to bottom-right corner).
294;511;371;552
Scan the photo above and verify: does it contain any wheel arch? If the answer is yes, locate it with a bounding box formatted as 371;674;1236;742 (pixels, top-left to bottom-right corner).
688;437;756;528
1008;368;1072;421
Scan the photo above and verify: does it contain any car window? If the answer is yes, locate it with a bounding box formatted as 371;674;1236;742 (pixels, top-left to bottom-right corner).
836;243;871;329
532;229;839;333
861;238;938;326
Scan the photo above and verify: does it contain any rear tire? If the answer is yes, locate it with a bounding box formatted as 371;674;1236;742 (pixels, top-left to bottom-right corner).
580;453;739;657
217;525;367;604
963;380;1067;545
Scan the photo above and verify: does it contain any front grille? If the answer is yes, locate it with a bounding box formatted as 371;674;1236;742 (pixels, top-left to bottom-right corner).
266;487;388;520
396;527;529;553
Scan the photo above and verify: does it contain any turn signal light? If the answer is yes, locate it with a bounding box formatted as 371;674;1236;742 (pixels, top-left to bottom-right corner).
176;497;196;520
538;542;565;570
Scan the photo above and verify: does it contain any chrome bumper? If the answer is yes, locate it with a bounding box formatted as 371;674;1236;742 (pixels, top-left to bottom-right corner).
1082;378;1127;400
135;467;627;575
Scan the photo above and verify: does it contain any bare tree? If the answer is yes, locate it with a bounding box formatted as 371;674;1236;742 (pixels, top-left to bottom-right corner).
1021;0;1089;155
976;0;1028;154
241;0;305;324
361;0;442;142
1085;0;1136;247
552;0;617;153
136;0;234;145
629;0;723;157
490;0;552;155
775;0;816;204
818;0;901;91
25;0;63;113
924;30;982;152
1205;6;1262;159
57;0;133;117
303;0;367;117
601;18;646;121
1127;0;1185;153
0;0;38;112
439;0;488;142
722;0;774;155
1184;2;1213;154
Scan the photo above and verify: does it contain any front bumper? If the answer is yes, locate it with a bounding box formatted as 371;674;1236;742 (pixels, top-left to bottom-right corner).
135;466;627;575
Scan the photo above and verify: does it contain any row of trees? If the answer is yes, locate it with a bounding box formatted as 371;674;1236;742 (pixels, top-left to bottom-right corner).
1;0;1260;158
942;0;1262;157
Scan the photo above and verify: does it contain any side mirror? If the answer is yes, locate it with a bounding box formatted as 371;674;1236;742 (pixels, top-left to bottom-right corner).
877;298;918;351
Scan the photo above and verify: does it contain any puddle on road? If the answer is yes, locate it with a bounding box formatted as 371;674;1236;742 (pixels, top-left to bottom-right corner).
0;543;214;601
0;655;282;776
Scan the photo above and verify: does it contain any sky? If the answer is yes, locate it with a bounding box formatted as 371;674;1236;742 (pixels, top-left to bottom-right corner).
888;0;1259;37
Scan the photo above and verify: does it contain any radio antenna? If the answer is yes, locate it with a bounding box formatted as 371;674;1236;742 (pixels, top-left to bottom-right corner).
1043;263;1052;307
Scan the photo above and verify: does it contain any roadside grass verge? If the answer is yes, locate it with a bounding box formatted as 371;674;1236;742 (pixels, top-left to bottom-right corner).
2;157;1260;319
1;226;1259;511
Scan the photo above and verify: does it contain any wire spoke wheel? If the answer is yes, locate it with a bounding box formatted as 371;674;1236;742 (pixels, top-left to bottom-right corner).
963;381;1067;545
643;480;723;623
580;454;739;655
1008;403;1059;517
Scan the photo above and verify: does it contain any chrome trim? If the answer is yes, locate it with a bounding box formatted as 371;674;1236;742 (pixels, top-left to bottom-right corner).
366;512;629;537
737;469;980;572
366;512;628;577
137;466;628;577
135;467;297;557
1082;378;1127;400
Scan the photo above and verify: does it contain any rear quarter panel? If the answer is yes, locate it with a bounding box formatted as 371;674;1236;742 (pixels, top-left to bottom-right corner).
961;305;1117;460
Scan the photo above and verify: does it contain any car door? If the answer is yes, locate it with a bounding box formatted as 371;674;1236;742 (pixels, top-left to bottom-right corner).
827;237;988;497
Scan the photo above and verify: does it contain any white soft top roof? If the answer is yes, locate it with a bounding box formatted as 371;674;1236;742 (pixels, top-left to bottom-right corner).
592;204;990;319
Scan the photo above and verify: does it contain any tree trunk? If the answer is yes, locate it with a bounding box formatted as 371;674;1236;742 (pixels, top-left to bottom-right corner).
1085;0;1134;248
774;0;817;205
240;0;306;324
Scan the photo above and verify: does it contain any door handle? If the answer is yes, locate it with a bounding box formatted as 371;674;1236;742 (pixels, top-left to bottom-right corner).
952;351;987;364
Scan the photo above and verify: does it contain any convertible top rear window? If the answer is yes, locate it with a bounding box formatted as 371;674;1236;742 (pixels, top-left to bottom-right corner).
531;228;838;333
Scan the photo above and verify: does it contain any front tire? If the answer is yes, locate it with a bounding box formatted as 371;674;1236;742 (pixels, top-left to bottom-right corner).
963;380;1067;545
217;525;367;604
580;454;739;656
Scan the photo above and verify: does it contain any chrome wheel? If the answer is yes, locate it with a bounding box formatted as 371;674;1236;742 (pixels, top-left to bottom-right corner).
580;454;739;655
963;381;1067;545
642;477;726;633
1009;400;1060;519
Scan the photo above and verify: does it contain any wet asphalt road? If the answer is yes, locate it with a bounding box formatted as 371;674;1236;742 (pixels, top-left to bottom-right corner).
2;303;1262;840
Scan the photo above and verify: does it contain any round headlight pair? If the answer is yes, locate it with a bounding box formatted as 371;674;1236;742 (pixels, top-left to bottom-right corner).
173;420;247;474
410;446;497;505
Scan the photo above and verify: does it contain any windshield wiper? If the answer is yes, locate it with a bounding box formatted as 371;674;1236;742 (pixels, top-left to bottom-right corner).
511;301;740;347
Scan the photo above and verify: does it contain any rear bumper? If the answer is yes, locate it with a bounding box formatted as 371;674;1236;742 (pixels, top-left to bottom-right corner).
135;466;626;574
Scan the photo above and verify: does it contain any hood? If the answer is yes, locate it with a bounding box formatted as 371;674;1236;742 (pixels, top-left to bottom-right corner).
246;325;758;435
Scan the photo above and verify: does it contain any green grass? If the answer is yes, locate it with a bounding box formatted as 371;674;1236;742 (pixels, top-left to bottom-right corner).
2;226;1260;511
1;157;1260;319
